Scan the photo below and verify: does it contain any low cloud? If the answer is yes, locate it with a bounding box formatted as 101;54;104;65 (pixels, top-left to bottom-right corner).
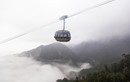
0;55;91;82
0;56;65;82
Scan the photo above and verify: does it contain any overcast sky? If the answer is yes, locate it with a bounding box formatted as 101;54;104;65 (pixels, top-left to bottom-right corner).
0;0;130;55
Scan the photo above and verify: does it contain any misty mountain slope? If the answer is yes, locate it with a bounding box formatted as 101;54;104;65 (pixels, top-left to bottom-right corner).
21;43;79;65
72;37;130;65
21;45;45;57
19;43;92;78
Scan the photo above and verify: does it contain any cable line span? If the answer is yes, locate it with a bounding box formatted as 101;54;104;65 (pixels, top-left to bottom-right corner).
0;0;115;44
0;20;60;44
68;0;115;18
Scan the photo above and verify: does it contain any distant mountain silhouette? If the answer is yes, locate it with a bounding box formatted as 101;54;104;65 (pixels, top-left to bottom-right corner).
20;37;130;66
21;43;79;65
72;37;130;65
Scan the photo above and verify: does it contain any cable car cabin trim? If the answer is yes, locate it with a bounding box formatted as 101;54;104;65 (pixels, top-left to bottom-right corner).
55;38;71;42
54;35;71;42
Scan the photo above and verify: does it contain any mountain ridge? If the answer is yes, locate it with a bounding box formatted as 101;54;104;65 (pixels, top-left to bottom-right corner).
20;43;79;66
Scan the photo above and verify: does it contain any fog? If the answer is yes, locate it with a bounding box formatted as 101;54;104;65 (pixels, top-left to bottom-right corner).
0;55;91;82
0;0;130;82
0;0;130;55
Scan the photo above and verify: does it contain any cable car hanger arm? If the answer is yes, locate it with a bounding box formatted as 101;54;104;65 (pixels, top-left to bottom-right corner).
59;15;68;30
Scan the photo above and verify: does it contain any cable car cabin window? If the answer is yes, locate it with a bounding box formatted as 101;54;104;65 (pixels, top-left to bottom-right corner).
60;34;63;37
57;34;60;37
67;34;70;37
64;34;67;37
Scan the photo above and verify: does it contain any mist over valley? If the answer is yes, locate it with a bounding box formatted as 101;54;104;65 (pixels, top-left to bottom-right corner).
0;36;129;82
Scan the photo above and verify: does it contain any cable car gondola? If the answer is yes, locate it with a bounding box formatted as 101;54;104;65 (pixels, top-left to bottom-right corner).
54;15;71;42
54;30;71;42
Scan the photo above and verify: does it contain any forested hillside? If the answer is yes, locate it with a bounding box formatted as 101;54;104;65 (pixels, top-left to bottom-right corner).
56;54;130;82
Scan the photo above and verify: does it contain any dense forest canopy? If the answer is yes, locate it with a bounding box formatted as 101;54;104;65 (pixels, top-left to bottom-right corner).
57;54;130;82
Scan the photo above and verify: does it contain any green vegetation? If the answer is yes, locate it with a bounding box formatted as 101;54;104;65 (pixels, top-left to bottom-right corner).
56;54;130;82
